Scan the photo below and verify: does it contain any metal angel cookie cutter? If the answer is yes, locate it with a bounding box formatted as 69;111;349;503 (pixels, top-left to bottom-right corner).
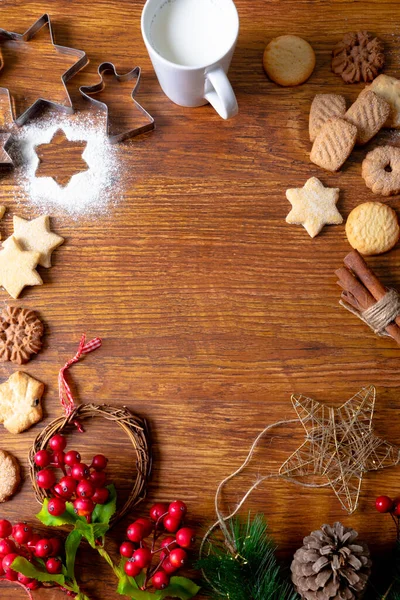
0;13;89;126
79;63;155;144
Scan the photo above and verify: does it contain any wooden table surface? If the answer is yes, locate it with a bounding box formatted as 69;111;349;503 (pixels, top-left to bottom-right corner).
1;0;400;598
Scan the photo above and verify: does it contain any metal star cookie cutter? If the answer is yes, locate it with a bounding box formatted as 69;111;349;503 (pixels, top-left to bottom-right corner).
0;13;89;126
79;62;155;144
0;133;13;168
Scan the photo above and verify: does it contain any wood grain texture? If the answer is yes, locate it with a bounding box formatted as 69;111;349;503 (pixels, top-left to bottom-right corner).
0;1;400;598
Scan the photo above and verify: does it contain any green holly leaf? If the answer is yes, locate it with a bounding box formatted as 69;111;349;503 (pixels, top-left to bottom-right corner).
92;484;117;525
117;574;153;600
36;499;77;527
158;577;201;600
12;556;65;585
65;530;83;579
74;519;109;548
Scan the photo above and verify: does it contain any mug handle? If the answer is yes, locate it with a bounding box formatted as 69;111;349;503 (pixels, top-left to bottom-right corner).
204;66;238;120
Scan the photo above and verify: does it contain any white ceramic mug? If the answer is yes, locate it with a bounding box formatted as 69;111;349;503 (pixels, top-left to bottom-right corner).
141;0;239;120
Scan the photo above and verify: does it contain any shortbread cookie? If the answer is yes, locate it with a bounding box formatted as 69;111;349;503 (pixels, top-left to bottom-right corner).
263;35;315;86
362;146;400;196
0;306;44;365
346;202;400;255
0;236;42;299
345;90;390;145
13;215;64;269
286;177;342;238
0;371;44;434
0;450;20;502
309;94;346;142
363;74;400;128
310;118;357;171
332;31;384;83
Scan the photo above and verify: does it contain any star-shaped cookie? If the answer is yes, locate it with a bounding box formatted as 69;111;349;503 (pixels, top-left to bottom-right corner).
12;215;64;268
0;236;42;298
286;177;342;238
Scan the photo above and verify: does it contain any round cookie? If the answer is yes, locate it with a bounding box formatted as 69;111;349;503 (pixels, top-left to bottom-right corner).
263;35;316;86
362;146;400;196
0;450;21;502
346;202;400;255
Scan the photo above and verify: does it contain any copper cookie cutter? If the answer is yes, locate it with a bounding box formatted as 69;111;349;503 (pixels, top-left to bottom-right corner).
0;13;89;126
0;133;13;168
79;62;155;144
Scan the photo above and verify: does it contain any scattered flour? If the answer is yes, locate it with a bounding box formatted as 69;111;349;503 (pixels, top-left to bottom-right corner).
8;111;120;217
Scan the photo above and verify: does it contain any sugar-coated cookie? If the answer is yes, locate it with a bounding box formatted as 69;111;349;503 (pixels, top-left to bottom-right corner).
0;371;44;434
345;90;390;145
362;146;400;196
346;202;400;256
310;118;357;172
309;94;346;142
263;35;315;86
0;450;20;502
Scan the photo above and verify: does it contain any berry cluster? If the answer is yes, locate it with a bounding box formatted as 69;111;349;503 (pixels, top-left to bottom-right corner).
34;433;109;523
121;500;195;590
375;495;400;537
0;518;63;590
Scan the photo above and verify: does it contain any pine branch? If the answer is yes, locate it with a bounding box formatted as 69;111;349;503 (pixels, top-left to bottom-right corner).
197;514;298;600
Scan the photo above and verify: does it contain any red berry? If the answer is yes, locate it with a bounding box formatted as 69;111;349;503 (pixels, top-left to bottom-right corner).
393;502;400;516
27;534;41;550
127;522;144;543
76;479;95;498
135;517;153;537
168;500;187;518
73;497;94;517
92;487;109;505
49;537;63;557
152;570;170;590
162;558;178;574
58;476;77;498
0;538;15;556
90;454;108;471
3;553;19;579
161;536;178;551
34;450;51;468
35;539;52;558
150;503;169;522
0;519;12;539
71;463;90;480
132;548;152;568
51;450;66;466
124;559;142;578
163;515;181;533
36;468;56;489
375;495;394;513
18;573;33;585
26;579;41;590
49;434;67;452
12;523;33;545
169;548;187;568
120;541;135;558
48;497;67;517
89;470;107;488
64;450;81;467
46;557;63;574
176;527;195;548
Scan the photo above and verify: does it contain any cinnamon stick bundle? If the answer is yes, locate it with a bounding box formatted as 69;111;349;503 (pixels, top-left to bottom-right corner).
335;250;400;344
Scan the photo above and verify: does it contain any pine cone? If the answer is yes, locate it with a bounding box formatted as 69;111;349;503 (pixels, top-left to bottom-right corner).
332;31;384;83
291;522;371;600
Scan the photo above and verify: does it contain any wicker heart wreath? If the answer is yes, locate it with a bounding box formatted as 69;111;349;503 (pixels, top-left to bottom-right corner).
28;335;151;527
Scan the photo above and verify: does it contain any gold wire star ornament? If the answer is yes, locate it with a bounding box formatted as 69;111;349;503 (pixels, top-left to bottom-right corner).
279;386;400;513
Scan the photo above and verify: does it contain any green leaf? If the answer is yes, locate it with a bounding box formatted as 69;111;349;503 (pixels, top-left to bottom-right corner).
65;530;83;579
36;499;77;527
74;519;109;548
92;484;117;525
158;577;201;600
12;556;65;585
117;574;154;600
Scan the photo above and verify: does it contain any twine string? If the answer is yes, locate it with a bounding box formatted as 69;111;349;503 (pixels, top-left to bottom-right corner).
340;288;400;336
58;334;102;431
